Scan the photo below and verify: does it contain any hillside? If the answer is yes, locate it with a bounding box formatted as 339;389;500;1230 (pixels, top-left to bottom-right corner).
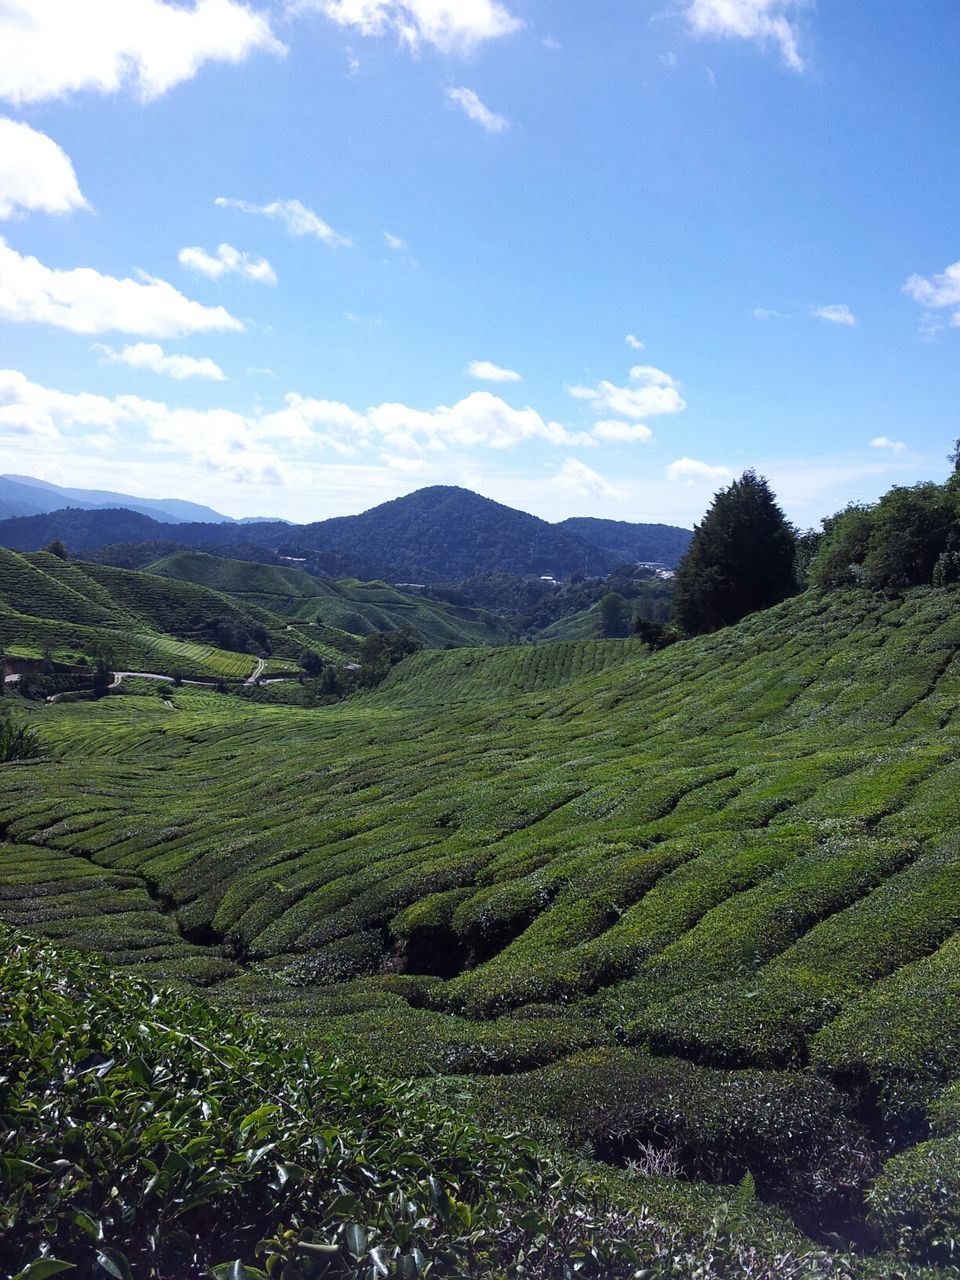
0;487;618;582
0;547;357;676
5;587;960;1271
557;516;693;567
146;550;512;648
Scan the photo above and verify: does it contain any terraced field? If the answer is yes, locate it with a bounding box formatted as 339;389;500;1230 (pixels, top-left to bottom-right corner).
5;587;960;1270
0;546;357;677
148;550;511;648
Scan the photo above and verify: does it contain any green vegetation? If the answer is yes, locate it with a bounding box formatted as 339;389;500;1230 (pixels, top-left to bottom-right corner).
6;579;960;1272
146;551;510;649
673;470;797;634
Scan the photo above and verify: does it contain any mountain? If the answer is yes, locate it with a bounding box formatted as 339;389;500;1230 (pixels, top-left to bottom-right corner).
1;474;233;524
556;516;692;567
287;486;614;580
0;487;616;581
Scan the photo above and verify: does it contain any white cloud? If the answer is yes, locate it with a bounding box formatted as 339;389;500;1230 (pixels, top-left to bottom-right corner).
447;87;509;134
178;242;276;284
267;389;592;452
297;0;523;56
0;0;284;106
870;436;906;452
903;259;960;329
383;230;407;251
381;451;427;473
625;334;645;350
467;359;522;383
568;364;686;420
91;341;226;381
215;197;351;247
660;51;678;68
753;306;789;320
811;303;857;326
592;419;653;444
666;456;733;484
552;457;625;501
679;0;808;72
0;117;90;219
0;237;243;336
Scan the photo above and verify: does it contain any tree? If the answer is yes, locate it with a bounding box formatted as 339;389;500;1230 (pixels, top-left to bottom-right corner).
43;539;68;560
298;648;325;677
673;470;796;635
597;591;630;638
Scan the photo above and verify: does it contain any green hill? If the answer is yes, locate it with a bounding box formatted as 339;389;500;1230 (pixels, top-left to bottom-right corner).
5;586;960;1271
146;550;512;648
0;547;358;678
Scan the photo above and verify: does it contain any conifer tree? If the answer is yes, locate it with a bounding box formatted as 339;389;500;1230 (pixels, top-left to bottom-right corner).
673;470;796;635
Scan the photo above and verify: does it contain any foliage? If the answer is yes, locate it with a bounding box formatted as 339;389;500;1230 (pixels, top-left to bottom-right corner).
597;591;630;638
672;471;796;634
0;712;45;762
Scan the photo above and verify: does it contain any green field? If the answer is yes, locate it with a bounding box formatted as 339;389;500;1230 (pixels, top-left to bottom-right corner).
5;586;960;1273
0;546;360;678
147;551;512;648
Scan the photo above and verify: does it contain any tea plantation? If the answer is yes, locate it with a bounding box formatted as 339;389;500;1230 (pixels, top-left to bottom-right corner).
5;586;960;1276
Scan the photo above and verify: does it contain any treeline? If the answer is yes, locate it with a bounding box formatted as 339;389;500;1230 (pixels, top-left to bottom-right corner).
669;445;960;639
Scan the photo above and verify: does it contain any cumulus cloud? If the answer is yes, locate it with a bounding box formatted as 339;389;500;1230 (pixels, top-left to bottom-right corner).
0;117;90;219
870;436;906;452
903;259;960;328
447;87;509;134
0;0;284;106
552;457;625;501
215;197;351;247
467;360;522;383
679;0;808;72
296;0;523;56
178;242;276;284
264;389;592;453
592;419;653;444
381;451;427;473
568;364;686;420
811;303;857;326
0;367;281;481
0;238;243;336
666;456;734;485
91;341;226;381
625;334;645;350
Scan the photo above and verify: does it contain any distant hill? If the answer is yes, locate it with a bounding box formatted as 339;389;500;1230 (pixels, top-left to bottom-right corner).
147;550;512;649
0;487;686;583
287;486;614;581
556;516;692;567
0;474;232;524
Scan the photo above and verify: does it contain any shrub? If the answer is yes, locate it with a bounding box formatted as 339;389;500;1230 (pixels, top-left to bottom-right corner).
0;713;45;762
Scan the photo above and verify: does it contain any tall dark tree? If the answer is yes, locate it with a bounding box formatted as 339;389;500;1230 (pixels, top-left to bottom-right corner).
673;470;796;635
597;591;630;638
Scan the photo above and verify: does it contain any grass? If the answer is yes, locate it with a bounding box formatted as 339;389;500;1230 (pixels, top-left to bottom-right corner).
5;585;960;1270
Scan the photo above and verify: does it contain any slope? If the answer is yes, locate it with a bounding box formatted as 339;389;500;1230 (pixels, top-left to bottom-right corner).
5;588;960;1264
1;473;232;523
557;516;693;567
146;550;512;648
0;547;358;675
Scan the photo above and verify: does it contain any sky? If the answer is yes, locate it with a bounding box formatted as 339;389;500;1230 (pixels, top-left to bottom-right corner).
1;1;959;529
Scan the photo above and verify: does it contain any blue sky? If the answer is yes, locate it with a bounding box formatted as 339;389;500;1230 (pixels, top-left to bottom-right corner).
1;0;959;528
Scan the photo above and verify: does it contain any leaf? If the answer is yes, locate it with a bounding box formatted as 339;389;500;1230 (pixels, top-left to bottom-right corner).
345;1224;367;1257
95;1250;133;1280
368;1248;389;1278
11;1263;76;1280
209;1263;267;1280
71;1207;102;1239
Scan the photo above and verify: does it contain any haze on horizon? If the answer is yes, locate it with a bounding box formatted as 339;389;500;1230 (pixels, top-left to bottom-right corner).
0;0;958;530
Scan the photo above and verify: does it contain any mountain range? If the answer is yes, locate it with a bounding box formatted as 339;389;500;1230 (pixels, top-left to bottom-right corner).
0;481;692;583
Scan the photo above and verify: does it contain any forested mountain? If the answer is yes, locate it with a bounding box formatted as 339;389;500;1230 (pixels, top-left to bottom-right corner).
556;516;692;567
0;486;619;581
